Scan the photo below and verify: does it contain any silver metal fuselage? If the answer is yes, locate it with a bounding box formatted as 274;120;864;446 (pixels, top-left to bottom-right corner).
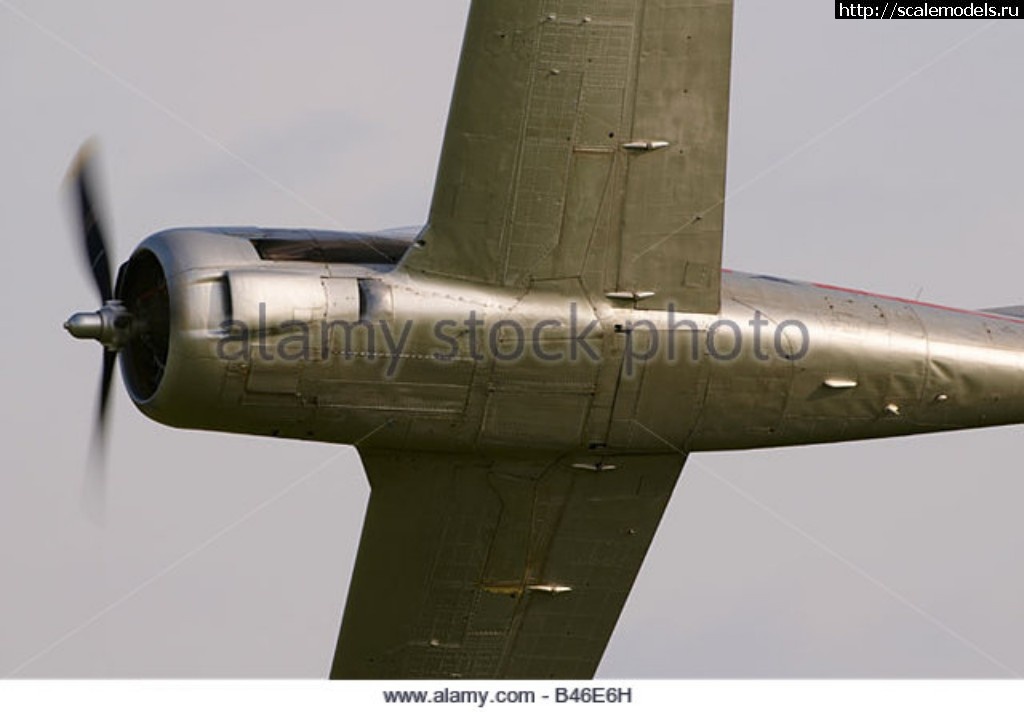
131;228;1024;456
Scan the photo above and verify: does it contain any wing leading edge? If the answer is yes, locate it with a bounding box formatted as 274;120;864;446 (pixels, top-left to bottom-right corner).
331;450;685;679
404;0;734;313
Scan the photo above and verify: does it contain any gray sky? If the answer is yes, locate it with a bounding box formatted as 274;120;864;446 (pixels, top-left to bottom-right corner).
3;0;1024;679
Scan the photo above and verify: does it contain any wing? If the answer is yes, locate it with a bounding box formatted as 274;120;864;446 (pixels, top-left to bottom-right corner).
403;0;734;313
330;449;685;679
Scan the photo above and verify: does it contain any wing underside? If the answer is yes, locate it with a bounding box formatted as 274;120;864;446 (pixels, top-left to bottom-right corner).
329;0;732;679
331;450;685;679
404;0;734;313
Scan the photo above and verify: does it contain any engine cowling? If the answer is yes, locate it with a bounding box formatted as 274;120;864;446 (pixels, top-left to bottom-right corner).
119;228;386;441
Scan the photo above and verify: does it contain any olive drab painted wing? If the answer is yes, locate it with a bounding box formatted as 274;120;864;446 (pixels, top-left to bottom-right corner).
403;0;734;313
331;450;685;679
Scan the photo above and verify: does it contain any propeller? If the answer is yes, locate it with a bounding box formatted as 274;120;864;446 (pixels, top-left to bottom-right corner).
64;142;131;515
72;143;114;304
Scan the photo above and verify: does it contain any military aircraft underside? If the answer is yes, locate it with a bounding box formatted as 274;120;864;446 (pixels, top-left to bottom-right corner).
63;0;1024;679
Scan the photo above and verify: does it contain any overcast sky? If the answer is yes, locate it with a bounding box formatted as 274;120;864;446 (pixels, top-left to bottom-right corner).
3;0;1024;679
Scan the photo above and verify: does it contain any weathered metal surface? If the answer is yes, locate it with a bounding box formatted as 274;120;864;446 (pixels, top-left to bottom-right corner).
64;0;1024;682
331;450;683;679
125;225;1024;455
404;0;733;314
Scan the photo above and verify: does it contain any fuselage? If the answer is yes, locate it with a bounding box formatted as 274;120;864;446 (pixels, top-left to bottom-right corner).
125;227;1024;457
693;271;1024;450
